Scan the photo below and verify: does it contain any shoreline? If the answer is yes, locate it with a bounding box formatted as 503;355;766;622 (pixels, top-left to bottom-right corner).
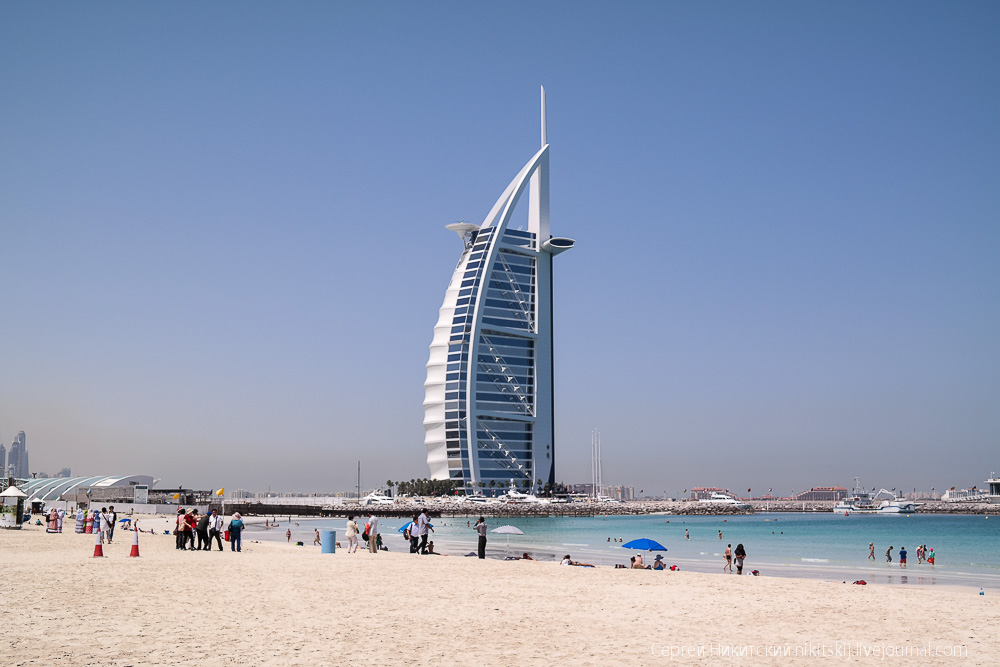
241;515;1000;595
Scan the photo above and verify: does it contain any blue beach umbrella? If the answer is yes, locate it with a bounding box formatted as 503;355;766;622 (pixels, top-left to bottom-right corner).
622;538;667;551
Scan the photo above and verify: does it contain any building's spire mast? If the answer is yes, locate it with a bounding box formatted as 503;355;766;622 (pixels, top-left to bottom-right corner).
540;85;547;147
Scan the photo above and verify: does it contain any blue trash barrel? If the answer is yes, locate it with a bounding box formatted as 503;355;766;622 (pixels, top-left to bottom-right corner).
321;530;336;553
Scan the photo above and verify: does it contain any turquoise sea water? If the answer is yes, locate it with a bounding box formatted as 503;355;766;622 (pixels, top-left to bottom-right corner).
246;512;1000;592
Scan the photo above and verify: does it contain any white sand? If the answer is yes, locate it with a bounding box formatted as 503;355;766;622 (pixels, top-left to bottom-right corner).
2;517;997;666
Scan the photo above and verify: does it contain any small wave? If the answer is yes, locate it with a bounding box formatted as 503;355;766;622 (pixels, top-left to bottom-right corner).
801;558;830;563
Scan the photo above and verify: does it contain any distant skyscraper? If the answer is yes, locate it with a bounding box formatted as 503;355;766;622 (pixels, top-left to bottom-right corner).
8;431;28;479
423;87;574;495
0;442;5;476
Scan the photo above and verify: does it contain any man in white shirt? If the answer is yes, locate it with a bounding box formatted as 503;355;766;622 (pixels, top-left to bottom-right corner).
208;510;224;551
415;509;431;555
99;508;113;544
367;514;379;553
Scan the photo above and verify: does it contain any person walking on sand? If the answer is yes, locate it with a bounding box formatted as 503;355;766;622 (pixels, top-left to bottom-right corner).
313;529;321;546
99;507;114;544
56;507;65;533
868;542;875;560
734;543;746;575
197;510;210;550
209;510;224;551
899;546;907;568
229;512;245;552
416;508;432;555
407;514;419;553
474;516;488;559
286;528;292;543
724;544;733;573
345;516;359;553
885;546;893;563
367;513;379;554
107;506;118;543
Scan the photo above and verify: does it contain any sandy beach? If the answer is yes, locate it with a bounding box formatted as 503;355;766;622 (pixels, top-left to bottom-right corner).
2;517;997;666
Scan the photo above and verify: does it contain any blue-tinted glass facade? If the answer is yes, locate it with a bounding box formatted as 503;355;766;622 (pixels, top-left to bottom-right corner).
443;229;540;490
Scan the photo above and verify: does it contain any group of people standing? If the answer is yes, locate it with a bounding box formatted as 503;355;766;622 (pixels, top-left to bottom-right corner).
44;507;65;533
69;506;117;543
174;507;244;552
871;542;934;566
337;514;382;554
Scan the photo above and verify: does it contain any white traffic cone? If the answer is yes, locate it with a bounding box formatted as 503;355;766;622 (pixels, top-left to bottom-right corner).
93;531;104;558
128;529;140;557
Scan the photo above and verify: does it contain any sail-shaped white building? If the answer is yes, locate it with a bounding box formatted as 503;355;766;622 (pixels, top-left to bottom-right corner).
423;87;574;495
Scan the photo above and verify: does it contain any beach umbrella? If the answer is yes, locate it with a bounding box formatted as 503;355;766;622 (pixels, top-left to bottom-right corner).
490;525;525;555
118;518;131;523
622;538;667;551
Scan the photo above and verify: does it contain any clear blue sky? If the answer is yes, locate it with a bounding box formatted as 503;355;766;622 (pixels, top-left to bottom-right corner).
2;2;997;495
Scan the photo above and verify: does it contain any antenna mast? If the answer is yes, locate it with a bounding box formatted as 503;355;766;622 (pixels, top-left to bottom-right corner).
540;85;547;147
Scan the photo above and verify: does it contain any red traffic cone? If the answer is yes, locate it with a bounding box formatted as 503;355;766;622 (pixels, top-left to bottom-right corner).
129;529;140;557
92;531;104;558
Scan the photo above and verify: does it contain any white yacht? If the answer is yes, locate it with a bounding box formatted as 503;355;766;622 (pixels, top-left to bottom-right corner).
499;480;550;504
697;492;750;510
833;479;916;514
460;495;500;506
360;492;395;506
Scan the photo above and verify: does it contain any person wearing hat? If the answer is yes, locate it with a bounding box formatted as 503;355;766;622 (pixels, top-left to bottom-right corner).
229;512;245;552
653;554;665;570
183;509;198;550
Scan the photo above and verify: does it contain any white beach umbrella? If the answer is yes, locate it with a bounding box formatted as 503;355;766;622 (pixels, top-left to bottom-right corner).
490;525;525;555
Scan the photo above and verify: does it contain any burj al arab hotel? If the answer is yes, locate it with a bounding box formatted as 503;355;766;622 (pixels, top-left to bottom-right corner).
423;87;574;495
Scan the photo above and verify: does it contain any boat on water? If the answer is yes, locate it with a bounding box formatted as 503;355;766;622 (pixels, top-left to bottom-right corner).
498;480;550;505
697;492;750;510
360;492;395;506
833;478;916;514
458;495;500;506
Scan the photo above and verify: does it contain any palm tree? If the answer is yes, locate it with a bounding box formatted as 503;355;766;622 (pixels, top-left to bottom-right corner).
385;480;393;497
